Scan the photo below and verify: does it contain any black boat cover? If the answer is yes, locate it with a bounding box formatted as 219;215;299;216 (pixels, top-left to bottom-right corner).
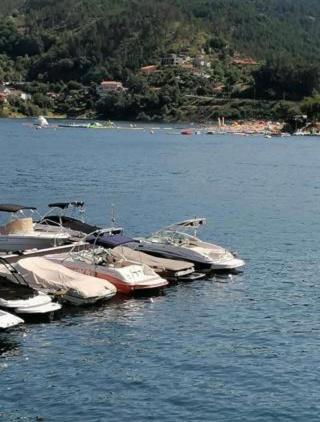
87;233;137;248
0;204;37;213
40;215;99;234
48;202;84;209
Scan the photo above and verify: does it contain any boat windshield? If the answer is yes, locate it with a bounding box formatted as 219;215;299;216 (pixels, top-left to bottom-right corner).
147;230;196;246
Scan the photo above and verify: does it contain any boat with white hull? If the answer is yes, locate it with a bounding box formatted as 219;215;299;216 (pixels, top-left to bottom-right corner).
0;232;70;253
134;218;245;273
0;256;116;306
0;288;61;318
0;258;62;318
46;247;168;294
0;204;70;252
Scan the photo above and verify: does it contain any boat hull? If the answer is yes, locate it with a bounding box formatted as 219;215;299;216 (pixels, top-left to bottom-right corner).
0;258;117;306
0;310;24;329
209;258;245;272
51;260;167;295
0;235;68;253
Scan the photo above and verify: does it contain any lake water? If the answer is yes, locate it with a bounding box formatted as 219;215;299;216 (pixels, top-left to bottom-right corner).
0;119;320;421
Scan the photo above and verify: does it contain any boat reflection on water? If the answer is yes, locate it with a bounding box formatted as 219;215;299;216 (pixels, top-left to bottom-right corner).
0;332;22;358
58;290;165;328
102;293;166;327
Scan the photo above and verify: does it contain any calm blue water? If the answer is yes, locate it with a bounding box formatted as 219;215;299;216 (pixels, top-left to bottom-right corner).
0;119;320;421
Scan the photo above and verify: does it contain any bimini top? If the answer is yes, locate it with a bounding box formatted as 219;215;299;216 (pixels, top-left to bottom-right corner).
48;202;85;209
0;204;37;213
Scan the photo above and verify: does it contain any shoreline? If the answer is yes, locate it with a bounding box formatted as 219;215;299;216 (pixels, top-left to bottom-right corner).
2;115;319;136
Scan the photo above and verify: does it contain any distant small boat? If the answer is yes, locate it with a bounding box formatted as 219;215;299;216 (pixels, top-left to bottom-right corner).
181;129;193;135
35;116;49;127
87;121;115;129
131;218;245;273
58;123;89;129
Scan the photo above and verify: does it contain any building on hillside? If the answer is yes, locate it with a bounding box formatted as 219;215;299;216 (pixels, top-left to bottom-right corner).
140;65;158;74
160;54;190;67
97;81;125;96
0;85;31;101
193;55;211;69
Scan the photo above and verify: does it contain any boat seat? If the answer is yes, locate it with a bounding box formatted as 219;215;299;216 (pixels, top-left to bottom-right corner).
4;218;34;235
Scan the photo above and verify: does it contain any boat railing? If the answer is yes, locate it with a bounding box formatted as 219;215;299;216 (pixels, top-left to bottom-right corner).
62;228;115;267
39;202;86;225
0;256;29;286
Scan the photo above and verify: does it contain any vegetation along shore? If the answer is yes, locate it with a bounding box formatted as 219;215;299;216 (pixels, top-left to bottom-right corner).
1;0;320;132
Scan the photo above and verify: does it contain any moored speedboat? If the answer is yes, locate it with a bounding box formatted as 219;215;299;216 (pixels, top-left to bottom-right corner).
0;257;117;306
46;247;168;294
0;204;70;252
138;218;245;272
50;211;244;273
0;258;62;319
88;230;213;271
0;284;61;319
0;310;24;330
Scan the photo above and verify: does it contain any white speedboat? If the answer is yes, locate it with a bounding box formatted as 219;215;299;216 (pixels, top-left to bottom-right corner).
7;257;117;306
0;258;62;318
0;310;24;329
138;218;245;272
0;288;61;318
46;247;168;294
0;204;70;252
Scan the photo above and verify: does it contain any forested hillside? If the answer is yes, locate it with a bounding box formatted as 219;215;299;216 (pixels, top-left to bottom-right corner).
1;0;320;122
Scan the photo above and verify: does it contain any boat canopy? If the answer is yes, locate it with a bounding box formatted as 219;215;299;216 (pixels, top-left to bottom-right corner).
87;232;136;248
0;204;37;213
40;215;100;235
48;202;84;209
127;241;211;267
111;246;195;272
15;257;116;301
